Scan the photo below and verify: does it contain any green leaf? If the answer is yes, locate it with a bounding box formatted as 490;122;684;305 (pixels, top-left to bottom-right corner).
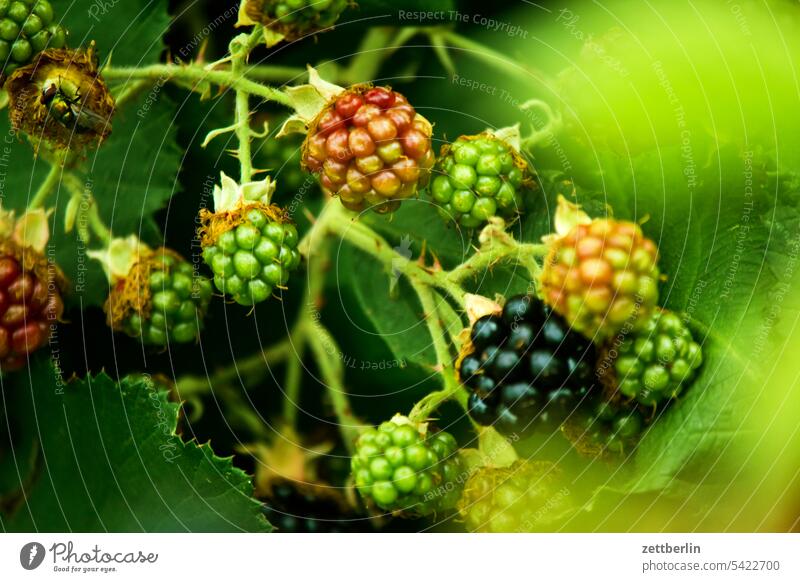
339;244;436;368
1;357;272;532
55;0;171;67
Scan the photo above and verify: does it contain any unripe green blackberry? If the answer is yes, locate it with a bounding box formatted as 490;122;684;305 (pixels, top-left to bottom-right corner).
457;461;572;532
201;205;300;306
242;0;349;42
540;213;660;341
106;248;212;346
611;309;703;405
430;133;533;228
302;86;435;215
352;415;462;516
565;399;645;456
0;0;67;82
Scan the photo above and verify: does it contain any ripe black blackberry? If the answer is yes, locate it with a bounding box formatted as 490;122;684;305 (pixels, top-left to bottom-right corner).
460;295;598;436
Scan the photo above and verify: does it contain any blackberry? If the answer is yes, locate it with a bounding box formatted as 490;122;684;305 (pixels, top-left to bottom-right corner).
302;85;434;214
0;0;67;82
457;461;572;532
430;133;533;228
242;0;349;43
106;248;213;346
199;174;301;306
352;415;462;516
0;249;64;372
461;294;598;437
611;309;703;405
565;399;645;456
261;480;368;533
540;206;660;341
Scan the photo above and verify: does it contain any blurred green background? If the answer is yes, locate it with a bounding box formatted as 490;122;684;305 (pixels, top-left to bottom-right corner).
1;0;797;532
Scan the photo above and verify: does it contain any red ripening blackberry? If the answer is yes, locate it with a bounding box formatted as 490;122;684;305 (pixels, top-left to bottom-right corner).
301;85;434;215
460;295;598;436
0;252;64;372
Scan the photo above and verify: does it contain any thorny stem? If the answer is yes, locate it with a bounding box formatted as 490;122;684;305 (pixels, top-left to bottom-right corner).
230;30;265;183
101;64;292;107
408;282;469;423
301;231;363;451
448;240;548;284
304;318;362;454
322;204;468;307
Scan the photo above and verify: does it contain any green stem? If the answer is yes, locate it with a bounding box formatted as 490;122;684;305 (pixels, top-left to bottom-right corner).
435;29;558;92
244;64;306;82
87;202;112;245
175;339;292;395
101;64;292;107
448;239;547;284
111;78;152;109
408;283;469;423
62;172;112;245
341;27;409;84
324;205;467;306
29;162;61;209
282;322;306;429
304;317;362;454
229;31;263;183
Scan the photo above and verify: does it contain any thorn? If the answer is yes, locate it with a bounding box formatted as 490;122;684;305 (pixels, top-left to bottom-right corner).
416;240;427;266
196;38;209;64
429;250;442;272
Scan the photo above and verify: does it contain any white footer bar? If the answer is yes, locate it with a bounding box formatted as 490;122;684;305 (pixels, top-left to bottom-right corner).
0;533;797;581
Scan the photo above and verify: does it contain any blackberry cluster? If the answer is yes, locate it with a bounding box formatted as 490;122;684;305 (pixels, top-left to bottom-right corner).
462;295;598;436
262;481;367;533
302;86;434;214
202;207;301;306
540;218;660;341
0;252;63;372
612;309;703;405
109;250;213;346
244;0;349;41
457;461;572;532
430;134;530;228
0;0;67;81
352;416;462;515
